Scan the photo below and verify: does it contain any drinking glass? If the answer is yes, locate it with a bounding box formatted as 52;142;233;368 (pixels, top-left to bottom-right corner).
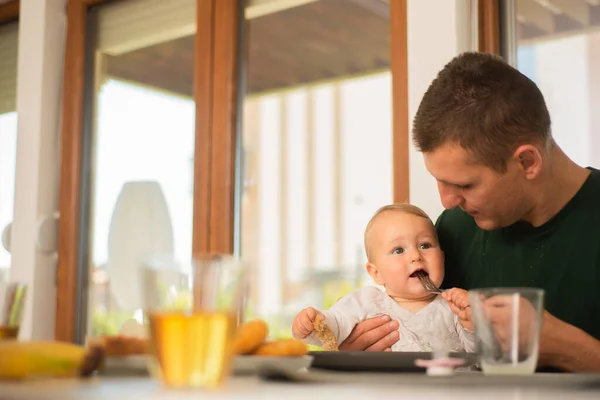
0;282;27;340
468;288;544;375
142;255;248;388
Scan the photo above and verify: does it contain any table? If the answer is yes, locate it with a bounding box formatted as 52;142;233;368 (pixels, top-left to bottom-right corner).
1;373;600;400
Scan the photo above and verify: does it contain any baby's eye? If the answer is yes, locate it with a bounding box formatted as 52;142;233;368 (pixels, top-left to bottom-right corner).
420;243;432;250
393;247;404;255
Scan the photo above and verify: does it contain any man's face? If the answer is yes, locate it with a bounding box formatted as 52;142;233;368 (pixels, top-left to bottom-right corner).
423;144;533;230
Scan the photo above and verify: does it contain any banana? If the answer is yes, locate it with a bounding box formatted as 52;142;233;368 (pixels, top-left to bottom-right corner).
0;341;104;380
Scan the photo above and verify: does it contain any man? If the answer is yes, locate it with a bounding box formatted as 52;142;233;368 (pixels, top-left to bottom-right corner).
339;52;600;372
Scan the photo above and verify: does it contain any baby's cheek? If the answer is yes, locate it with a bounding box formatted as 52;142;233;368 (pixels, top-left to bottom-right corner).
431;269;445;287
430;257;445;284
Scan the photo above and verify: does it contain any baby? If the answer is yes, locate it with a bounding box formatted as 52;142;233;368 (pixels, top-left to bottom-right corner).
292;203;475;353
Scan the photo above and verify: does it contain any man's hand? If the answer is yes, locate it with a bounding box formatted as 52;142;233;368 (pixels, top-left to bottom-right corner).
471;295;600;371
442;288;473;331
292;307;319;339
338;315;400;351
481;295;540;354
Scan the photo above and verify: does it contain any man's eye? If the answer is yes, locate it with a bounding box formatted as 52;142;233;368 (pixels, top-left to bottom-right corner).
393;248;404;254
420;243;432;250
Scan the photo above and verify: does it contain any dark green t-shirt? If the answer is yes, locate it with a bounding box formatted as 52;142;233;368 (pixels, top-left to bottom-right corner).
437;167;600;341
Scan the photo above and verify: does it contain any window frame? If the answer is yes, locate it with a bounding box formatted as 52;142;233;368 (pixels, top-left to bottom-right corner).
0;1;19;24
55;0;411;343
56;0;241;342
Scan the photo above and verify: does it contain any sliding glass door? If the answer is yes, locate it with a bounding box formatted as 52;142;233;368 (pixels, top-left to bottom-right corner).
238;0;397;337
56;0;409;343
0;22;18;288
84;0;197;339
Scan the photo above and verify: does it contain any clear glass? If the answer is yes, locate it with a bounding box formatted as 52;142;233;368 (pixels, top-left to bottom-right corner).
0;22;19;277
142;255;247;388
469;288;544;375
0;282;27;340
514;5;600;169
0;112;16;274
241;0;392;340
88;1;196;337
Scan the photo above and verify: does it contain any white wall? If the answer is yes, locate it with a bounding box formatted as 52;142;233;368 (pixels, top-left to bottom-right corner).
407;0;475;222
10;0;65;340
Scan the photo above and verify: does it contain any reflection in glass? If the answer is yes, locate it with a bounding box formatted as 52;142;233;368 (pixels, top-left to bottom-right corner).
240;0;392;339
514;1;600;168
0;22;19;277
0;112;16;273
88;1;195;337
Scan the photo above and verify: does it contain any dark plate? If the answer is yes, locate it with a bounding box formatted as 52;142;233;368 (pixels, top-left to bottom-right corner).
308;351;478;372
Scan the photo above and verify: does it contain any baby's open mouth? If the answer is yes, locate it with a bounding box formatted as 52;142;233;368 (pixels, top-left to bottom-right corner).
409;269;428;278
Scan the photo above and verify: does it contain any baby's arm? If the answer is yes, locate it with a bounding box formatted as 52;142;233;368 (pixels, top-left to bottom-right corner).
295;287;384;347
455;317;476;353
455;319;476;353
442;288;473;331
442;288;477;352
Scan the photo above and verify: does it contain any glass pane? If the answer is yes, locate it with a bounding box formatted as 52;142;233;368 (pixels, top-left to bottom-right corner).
515;2;600;168
240;0;392;339
0;112;16;277
0;22;19;284
88;1;196;337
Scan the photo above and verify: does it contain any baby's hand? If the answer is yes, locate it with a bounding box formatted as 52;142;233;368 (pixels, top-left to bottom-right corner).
292;307;319;339
442;288;473;331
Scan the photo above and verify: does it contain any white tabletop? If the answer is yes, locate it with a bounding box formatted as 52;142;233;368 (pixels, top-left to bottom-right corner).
1;374;600;400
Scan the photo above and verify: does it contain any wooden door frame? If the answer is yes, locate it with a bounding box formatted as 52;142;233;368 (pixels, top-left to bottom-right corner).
0;0;19;24
195;0;241;256
55;0;87;343
391;0;409;203
478;0;501;55
55;0;237;342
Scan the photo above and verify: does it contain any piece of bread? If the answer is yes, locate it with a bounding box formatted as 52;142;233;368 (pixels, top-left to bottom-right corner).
88;335;149;356
313;314;339;351
232;319;269;355
254;338;308;356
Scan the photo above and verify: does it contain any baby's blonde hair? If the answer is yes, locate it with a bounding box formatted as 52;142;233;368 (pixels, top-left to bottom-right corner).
363;203;437;261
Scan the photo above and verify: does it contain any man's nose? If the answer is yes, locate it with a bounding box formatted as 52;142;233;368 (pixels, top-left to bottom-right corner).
438;182;463;209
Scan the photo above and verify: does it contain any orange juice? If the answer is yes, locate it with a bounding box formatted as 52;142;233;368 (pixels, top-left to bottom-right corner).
148;311;237;388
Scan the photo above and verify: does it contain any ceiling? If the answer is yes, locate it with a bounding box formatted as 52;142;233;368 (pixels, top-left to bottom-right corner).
105;0;391;98
104;0;600;98
517;0;600;42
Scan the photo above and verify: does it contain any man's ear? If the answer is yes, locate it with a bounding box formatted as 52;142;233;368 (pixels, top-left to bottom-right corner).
366;262;384;285
513;144;542;180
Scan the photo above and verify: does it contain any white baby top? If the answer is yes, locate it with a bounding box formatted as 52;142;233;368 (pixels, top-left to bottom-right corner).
304;286;476;353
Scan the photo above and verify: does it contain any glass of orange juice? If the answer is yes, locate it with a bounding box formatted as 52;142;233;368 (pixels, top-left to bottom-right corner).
0;282;27;340
142;255;247;388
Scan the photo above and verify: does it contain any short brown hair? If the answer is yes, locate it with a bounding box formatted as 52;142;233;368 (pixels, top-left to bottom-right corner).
412;52;551;173
364;203;436;260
